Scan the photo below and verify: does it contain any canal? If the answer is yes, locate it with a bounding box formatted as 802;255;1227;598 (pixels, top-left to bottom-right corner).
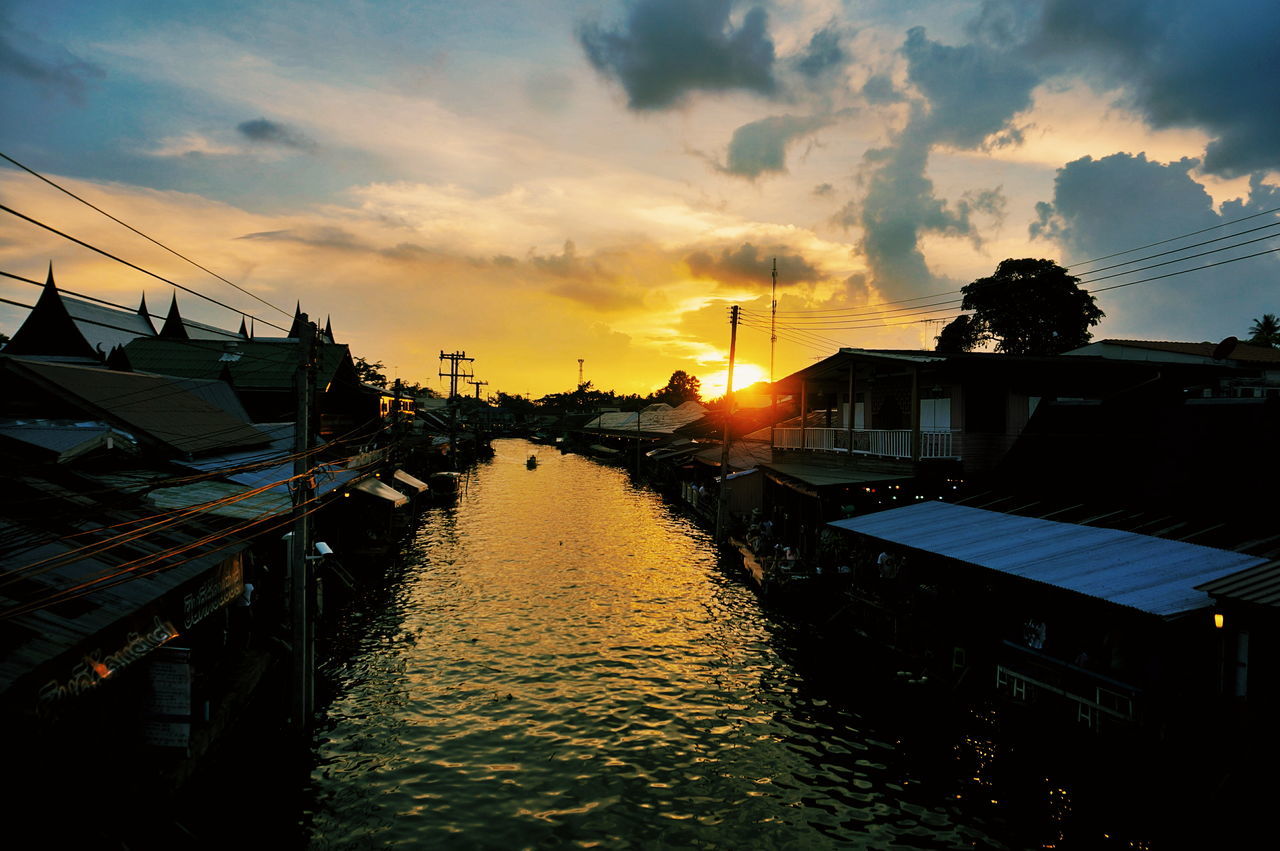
300;438;1026;849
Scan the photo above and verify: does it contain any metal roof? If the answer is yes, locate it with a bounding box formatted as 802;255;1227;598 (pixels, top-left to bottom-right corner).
1196;559;1280;608
584;402;708;435
828;501;1267;616
3;357;270;455
123;338;351;389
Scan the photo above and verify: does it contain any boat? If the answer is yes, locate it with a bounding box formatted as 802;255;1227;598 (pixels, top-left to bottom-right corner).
526;454;538;469
428;471;462;497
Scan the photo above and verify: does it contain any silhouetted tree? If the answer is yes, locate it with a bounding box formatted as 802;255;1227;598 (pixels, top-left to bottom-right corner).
1247;313;1280;347
353;356;388;388
651;370;702;405
935;314;979;353
937;258;1104;355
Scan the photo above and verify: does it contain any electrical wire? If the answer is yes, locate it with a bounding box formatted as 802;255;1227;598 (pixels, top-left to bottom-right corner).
0;150;293;319
0;202;290;334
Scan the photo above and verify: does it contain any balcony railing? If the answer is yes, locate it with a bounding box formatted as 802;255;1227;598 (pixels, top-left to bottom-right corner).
773;428;957;459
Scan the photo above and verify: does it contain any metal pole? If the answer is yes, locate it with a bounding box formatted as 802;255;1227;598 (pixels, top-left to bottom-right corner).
715;305;740;544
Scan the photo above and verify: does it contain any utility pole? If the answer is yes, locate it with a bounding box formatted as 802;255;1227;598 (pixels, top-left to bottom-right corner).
439;351;474;469
769;257;778;449
467;378;488;399
290;316;317;733
715;305;740;545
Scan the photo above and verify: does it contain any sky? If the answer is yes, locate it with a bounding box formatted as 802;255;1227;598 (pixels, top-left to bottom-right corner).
1;0;1277;399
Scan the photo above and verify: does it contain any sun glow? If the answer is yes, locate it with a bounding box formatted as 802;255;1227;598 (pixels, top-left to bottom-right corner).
700;362;769;400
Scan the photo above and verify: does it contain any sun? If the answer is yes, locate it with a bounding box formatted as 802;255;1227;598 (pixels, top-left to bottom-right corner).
700;362;769;400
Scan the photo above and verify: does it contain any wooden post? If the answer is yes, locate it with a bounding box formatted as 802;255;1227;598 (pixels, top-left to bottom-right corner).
846;363;855;455
910;365;921;462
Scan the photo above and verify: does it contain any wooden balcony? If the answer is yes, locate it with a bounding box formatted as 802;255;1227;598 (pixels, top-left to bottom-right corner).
773;427;958;460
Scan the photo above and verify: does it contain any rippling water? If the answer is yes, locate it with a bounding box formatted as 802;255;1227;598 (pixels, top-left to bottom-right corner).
306;439;1012;849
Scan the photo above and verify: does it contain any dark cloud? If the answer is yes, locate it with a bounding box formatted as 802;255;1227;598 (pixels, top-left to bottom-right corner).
1013;0;1280;177
578;0;776;109
491;254;518;267
902;25;1038;149
721;113;831;178
529;240;596;279
813;183;835;197
860;74;904;105
236;226;362;250
0;13;103;102
794;22;845;79
686;242;819;287
1030;152;1280;340
236;118;315;150
833;27;1035;297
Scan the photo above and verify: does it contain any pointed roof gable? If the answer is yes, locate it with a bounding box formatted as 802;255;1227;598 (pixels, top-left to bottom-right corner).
288;303;309;339
137;293;157;335
160;293;190;339
323;315;334;343
238;316;250;338
3;266;100;360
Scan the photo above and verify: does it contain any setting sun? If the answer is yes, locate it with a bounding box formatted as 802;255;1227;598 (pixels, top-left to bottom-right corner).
699;362;769;400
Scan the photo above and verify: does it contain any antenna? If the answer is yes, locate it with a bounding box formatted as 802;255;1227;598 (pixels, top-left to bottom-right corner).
577;358;585;387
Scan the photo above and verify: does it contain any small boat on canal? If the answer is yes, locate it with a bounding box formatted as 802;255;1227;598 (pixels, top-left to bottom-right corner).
526;454;538;469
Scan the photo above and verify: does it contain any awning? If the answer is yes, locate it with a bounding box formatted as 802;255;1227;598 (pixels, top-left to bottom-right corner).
765;460;907;489
715;468;759;483
828;501;1267;616
393;469;429;494
353;478;409;507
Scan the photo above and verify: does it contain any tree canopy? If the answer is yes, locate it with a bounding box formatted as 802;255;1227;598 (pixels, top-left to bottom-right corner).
650;370;702;406
937;258;1104;355
1247;313;1280;348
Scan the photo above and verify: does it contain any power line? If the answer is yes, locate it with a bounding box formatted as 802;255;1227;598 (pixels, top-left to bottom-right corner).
1066;204;1280;270
0;202;290;334
0;151;293;319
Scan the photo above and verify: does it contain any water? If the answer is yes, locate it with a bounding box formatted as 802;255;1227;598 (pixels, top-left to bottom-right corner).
303;439;1019;849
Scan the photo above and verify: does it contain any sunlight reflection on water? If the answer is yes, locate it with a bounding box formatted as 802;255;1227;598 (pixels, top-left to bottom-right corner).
307;439;1008;849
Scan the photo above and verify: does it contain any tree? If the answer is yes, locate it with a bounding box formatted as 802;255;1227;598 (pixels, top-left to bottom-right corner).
353;356;388;388
934;314;978;354
937;258;1104;355
1247;313;1280;348
650;370;702;406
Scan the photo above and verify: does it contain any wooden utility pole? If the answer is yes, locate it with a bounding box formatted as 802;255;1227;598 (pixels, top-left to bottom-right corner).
769;258;778;448
467;378;488;399
439;351;474;468
290;316;316;732
715;305;740;545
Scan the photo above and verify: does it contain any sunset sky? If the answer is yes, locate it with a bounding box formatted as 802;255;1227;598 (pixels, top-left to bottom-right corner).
2;0;1277;398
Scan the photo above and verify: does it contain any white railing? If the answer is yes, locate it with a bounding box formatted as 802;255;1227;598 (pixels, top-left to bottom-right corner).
773;428;956;459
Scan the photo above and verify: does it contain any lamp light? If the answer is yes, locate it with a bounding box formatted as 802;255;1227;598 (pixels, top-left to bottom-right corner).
1213;612;1225;629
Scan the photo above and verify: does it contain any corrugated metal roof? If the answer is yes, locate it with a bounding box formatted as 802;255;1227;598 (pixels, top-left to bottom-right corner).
828;501;1267;616
393;469;428;493
584;402;708;435
3;357;269;454
0;420;137;461
63;295;156;353
1196;559;1280;607
124;338;350;389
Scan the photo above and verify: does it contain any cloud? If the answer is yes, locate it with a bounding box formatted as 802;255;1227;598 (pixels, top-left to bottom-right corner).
794;22;846;80
578;0;777;109
902;25;1038;149
1017;0;1280;178
0;12;103;102
685;242;820;287
236;226;364;250
1031;151;1280;340
721;113;832;178
236;118;315;150
860;73;904;105
833;26;1036;297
